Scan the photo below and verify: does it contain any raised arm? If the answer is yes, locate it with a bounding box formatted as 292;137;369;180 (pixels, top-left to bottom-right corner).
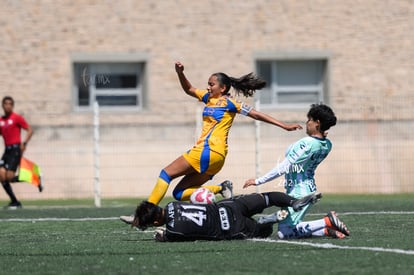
243;157;292;188
175;61;197;98
247;109;302;131
243;139;310;189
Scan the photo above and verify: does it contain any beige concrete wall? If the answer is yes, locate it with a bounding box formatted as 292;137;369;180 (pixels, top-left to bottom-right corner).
0;1;412;199
0;0;412;125
3;119;413;200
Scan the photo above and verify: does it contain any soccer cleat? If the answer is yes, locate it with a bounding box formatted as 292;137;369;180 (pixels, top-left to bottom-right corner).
257;210;289;224
38;176;44;193
292;192;322;211
4;201;22;210
324;227;346;239
154;228;167;242
325;211;350;236
219;180;233;199
120;215;134;225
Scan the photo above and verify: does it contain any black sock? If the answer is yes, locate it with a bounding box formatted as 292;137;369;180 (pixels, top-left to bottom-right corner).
264;192;292;207
11;175;19;182
254;223;274;238
2;181;18;203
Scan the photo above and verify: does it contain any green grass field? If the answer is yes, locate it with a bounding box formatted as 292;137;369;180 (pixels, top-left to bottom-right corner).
1;194;413;275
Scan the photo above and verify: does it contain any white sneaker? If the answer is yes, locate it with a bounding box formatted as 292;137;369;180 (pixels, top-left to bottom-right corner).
120;215;134;225
257;210;288;224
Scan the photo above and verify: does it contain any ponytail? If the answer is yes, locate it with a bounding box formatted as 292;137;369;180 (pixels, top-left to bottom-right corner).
212;72;266;98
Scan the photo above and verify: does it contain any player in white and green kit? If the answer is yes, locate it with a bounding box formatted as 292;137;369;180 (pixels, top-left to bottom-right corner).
244;103;350;239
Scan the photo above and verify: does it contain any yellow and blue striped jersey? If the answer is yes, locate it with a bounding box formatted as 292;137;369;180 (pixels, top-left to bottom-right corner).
194;89;252;157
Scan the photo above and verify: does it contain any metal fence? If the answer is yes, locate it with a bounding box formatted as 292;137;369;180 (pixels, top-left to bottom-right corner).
2;96;413;203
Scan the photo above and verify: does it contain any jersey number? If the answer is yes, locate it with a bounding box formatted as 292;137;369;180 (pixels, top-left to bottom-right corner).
181;205;207;226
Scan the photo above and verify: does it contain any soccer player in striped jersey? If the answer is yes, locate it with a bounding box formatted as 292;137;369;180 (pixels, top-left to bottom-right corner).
146;62;302;206
244;103;350;239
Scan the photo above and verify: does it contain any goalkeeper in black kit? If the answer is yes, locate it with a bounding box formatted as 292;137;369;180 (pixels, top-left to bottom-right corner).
121;191;321;242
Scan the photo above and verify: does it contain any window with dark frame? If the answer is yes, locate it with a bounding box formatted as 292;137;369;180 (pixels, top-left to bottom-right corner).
256;59;327;108
73;62;144;110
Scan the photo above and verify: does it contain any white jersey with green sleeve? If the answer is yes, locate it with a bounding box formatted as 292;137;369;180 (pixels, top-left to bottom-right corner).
255;136;332;198
256;136;332;232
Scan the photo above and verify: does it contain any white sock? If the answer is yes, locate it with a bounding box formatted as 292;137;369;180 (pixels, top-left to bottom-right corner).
294;218;326;238
312;228;326;237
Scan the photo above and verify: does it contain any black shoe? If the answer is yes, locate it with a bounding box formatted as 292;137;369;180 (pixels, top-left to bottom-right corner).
38;176;43;192
219;180;233;199
292;192;322;211
4;201;23;210
325;211;350;236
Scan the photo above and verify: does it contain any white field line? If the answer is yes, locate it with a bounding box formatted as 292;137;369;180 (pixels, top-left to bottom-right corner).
0;217;119;222
307;211;414;216
253;211;414;256
250;238;414;255
1;212;413;255
0;211;413;222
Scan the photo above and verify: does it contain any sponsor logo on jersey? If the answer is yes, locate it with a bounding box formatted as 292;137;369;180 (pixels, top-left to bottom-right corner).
218;207;230;230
